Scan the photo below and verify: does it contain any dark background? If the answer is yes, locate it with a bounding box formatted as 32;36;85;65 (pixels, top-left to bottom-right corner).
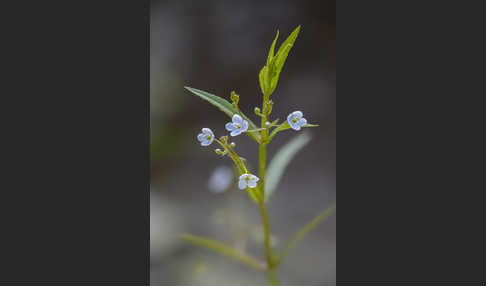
150;0;336;285
4;1;479;285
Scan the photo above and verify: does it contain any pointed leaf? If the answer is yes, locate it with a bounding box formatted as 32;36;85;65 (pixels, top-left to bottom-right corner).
266;30;279;66
268;26;301;94
180;234;266;271
265;132;311;200
275;25;300;60
258;66;268;96
185;86;260;141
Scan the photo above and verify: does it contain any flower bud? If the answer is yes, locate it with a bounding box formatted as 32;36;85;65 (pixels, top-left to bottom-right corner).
229;142;236;148
219;136;229;144
230;91;239;104
265;121;271;127
263;100;274;115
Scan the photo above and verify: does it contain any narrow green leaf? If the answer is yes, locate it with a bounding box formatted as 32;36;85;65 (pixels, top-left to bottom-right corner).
185;86;234;117
258;66;267;96
268;26;301;95
275;25;301;60
180;234;266;271
266;30;279;66
277;203;336;264
265;132;311;200
269;43;291;93
184;86;260;141
267;122;318;143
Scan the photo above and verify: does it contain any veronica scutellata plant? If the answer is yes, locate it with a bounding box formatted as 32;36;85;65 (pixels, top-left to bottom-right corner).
181;26;336;286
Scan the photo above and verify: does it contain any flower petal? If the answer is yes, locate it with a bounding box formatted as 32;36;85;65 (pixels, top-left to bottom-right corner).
299;118;307;127
249;174;259;182
288;119;300;130
201;139;211;146
197;133;206;141
201;128;213;135
230;129;241;137
232;114;243;124
207;135;214;145
226;122;235;131
241;120;249;132
292;111;303;119
239;174;249;180
287;113;294;123
238;179;247;190
247;180;257;188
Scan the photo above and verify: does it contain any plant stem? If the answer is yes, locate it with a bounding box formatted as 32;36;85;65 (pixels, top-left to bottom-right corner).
268;269;279;286
258;96;280;286
259;201;272;267
258;155;280;286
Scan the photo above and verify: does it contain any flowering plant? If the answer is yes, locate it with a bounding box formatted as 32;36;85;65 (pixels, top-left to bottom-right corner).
183;26;335;286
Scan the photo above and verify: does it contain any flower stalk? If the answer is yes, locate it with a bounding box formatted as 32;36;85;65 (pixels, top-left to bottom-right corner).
184;26;335;286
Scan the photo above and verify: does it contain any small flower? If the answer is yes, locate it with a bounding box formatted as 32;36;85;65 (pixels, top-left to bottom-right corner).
208;166;233;193
238;173;259;190
225;114;249;136
197;128;214;146
287;111;308;131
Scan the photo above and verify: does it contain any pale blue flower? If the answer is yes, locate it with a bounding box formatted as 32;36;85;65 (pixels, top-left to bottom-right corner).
287;111;307;131
225;114;249;136
238;173;259;190
208;166;233;193
197;128;214;146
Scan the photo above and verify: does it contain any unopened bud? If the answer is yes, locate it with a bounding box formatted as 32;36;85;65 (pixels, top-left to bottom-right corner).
265;121;271;127
229;142;236;148
254;107;261;116
215;149;223;155
230;91;239;104
219;136;228;144
267;100;274;114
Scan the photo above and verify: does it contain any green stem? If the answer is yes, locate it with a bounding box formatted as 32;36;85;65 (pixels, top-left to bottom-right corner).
258;96;280;286
259;201;272;267
268;269;279;286
215;138;247;174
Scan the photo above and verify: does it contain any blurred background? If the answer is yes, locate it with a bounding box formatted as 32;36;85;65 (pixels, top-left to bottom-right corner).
150;0;335;285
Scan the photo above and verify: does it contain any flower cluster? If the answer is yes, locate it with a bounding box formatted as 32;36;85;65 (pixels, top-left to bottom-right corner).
196;110;311;191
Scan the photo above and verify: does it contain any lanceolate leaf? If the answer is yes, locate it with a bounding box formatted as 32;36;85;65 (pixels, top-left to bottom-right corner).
180;234;266;271
275;25;301;60
268;26;301;95
258;66;269;96
265;132;311;200
185;86;260;142
266;30;279;66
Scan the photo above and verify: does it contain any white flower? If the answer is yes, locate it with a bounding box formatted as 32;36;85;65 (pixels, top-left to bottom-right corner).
208;166;233;193
287;111;307;131
225;114;249;136
197;128;214;146
238;174;259;190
